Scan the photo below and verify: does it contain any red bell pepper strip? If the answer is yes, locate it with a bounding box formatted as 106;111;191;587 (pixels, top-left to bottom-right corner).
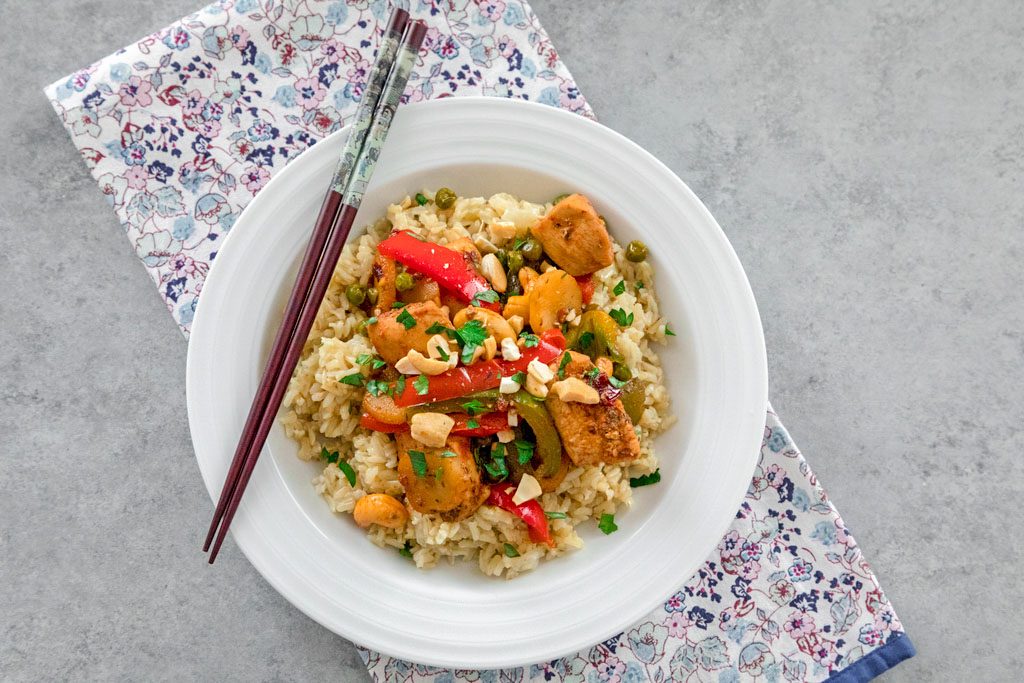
496;328;566;375
377;231;499;310
575;274;595;305
393;331;566;407
359;413;409;433
487;484;554;547
450;411;509;437
393;361;504;407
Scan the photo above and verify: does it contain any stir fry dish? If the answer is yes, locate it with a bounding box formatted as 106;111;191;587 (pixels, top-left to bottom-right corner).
282;189;674;577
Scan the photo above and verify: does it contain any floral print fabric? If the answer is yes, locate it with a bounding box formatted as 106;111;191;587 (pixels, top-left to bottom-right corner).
46;0;591;335
46;2;909;681
358;409;910;682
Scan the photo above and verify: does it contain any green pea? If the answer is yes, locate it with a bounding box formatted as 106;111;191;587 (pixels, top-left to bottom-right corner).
366;287;379;305
625;240;648;263
613;363;633;382
415;192;428;206
506;250;524;275
434;187;457;209
552;193;571;204
395;272;415;292
346;283;366;306
519;237;543;262
495;249;509;269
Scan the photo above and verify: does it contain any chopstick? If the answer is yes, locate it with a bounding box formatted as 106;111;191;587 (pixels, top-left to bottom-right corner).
203;11;427;563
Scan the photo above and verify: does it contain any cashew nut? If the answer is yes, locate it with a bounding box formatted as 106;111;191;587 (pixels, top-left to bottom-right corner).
353;493;409;529
410;412;456;448
551;377;600;404
480;253;507;293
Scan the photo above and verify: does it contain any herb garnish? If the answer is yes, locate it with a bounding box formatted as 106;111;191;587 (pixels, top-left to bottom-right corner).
435;467;444;482
665;323;676;337
413;375;430;396
462;399;486;416
466;418;480;430
471;289;500;306
519;332;539;348
365;379;388;397
511;371;527;385
366;316;378;326
557;352;572;379
503;543;520;558
355;353;372;365
598;513;619;535
513;236;527;251
609;308;634;327
456;319;489;364
613;279;626;296
391;301;406;309
544;511;568;520
399;541;414;558
415;192;428;206
321;448;356;486
396;308;417;330
629;469;661;488
514;439;534;465
608;375;627;390
339;372;365;387
425;322;448;335
578;331;594;350
439;450;458;458
436;345;450;362
407;450;428;477
394;375;407;396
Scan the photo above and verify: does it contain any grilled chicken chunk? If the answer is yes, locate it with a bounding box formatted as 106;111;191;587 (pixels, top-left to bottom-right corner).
545;351;641;466
395;433;489;521
532;194;614;276
367;301;453;365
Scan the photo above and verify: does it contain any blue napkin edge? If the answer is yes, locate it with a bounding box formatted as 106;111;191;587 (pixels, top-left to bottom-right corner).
825;632;916;683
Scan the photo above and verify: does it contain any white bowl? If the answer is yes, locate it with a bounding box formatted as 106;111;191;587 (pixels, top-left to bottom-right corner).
186;97;767;668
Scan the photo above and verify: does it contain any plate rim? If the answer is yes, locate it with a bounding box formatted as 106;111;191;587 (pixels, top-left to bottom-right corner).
187;96;768;668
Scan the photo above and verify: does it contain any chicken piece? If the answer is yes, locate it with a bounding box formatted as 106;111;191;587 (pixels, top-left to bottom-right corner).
395;433;489;521
545;351;641;465
367;301;453;365
371;253;397;313
445;236;483;270
532;194;614;276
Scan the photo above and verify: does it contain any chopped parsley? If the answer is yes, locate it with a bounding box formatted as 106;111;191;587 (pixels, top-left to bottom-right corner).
466;418;480;430
399;541;414;558
598;513;619;535
578;331;594;350
503;543;520;558
355;353;372;365
462;399;487;416
456;319;489;364
629;469;661;488
425;322;449;335
435;466;444;482
613;279;626;296
391;301;406;309
665;323;676;337
635;281;645;291
583;366;601;382
609;308;634;327
514;439;534;465
513;237;527;251
365;379;388;397
372;359;387;370
544;511;568;520
483;449;508;480
320;448;355;486
394;375;407;396
519;332;539;348
510;371;527;385
557;352;572;379
366;316;378;326
608;375;627;390
396;308;417;330
415;192;428;206
407;449;428;477
439;450;458;458
471;289;500;306
413;375;430;396
436;345;450;362
337;461;357;487
339;372;365;387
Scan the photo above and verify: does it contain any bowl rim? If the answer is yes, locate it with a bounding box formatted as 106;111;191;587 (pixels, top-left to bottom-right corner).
187;96;768;668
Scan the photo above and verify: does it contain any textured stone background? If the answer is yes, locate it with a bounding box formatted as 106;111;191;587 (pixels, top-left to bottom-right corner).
3;1;1022;680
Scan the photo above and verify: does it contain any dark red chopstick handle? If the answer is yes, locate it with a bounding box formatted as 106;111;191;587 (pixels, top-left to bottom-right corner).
207;204;359;563
201;190;343;552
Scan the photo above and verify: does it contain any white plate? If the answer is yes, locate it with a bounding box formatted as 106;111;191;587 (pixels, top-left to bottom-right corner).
187;97;767;668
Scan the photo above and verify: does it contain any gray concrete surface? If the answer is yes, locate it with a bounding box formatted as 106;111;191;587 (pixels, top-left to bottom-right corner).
2;0;1022;680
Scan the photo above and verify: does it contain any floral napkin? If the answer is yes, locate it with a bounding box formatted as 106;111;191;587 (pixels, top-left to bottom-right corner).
45;1;914;680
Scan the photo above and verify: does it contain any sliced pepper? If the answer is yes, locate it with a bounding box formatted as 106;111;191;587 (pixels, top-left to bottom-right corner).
508;392;562;478
392;331;566;407
359;413;409;433
377;231;499;310
487;484;554;547
575;274;595;305
450;411;509;437
566;310;622;362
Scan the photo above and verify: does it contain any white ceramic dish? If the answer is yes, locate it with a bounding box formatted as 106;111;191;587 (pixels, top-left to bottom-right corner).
187;97;767;668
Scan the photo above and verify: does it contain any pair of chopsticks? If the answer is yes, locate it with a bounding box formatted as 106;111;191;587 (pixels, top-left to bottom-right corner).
203;8;427;563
